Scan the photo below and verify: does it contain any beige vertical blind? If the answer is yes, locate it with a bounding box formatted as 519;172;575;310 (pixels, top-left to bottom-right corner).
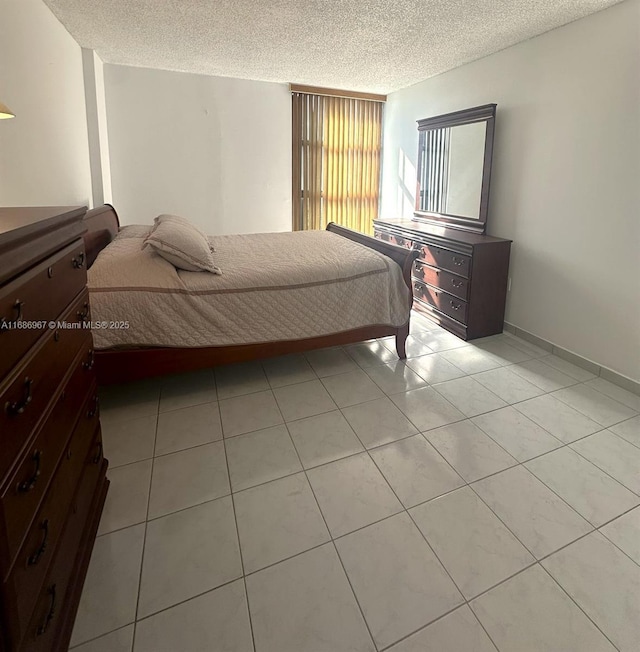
292;89;384;234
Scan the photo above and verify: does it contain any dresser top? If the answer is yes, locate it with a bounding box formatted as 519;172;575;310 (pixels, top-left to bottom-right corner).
375;218;511;245
0;206;88;285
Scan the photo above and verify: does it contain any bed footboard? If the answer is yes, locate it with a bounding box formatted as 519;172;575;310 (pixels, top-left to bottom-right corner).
326;223;417;358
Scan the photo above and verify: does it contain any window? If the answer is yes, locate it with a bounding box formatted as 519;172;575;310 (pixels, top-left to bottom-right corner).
291;86;385;234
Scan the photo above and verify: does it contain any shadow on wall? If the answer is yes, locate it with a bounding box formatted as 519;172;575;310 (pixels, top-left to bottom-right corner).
396;149;416;218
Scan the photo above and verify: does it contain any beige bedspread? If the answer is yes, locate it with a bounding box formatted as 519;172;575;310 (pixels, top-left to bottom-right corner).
87;226;411;350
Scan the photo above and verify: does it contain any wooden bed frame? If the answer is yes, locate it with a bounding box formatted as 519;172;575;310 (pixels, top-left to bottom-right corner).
84;205;418;385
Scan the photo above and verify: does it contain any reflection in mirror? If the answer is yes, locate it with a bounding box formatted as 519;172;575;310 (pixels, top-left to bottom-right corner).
415;104;496;234
418;122;487;219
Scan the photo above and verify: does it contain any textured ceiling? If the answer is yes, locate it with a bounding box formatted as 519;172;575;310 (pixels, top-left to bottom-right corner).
45;0;621;93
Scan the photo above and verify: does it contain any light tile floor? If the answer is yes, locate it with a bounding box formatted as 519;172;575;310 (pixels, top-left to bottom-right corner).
71;312;640;652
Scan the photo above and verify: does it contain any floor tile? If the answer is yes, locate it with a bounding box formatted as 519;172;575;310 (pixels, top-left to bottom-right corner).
552;384;637;427
473;338;532;364
287;410;364;468
321;369;385;407
148;441;230;519
509;358;577;392
609;415;640;448
540;354;598;381
246;544;375;652
364;361;427;395
342;396;418;448
411;487;534;599
473;466;592;559
262;353;317;388
155;402;222;455
472;406;562;462
409;311;438;334
234;473;330;573
585;377;640;411
433;377;507;417
387;606;497;652
336;513;463;649
225;425;302;492
219;390;283;438
390;386;465;432
441;347;503;374
426;420;517;482
159;369;217;413
571;430;640;493
415;330;469;352
526;447;639;527
471;565;615;652
134;580;253;652
370;434;464;507
73;625;134;652
305;347;359;377
71;525;145;646
98;460;152;535
473;367;544;404
502;334;550;358
405;352;466;383
100;415;156;468
514;394;601;443
345;340;398;368
600;506;640;564
391;334;435;358
273;379;337;421
307;453;403;537
543;532;640;652
99;381;160;426
138;497;242;618
215;361;270;399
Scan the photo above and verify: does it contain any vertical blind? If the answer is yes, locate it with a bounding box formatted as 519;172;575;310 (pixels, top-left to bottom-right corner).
292;91;384;234
419;127;450;213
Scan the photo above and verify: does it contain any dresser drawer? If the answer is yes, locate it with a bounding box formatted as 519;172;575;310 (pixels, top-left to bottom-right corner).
413;280;469;324
413;261;469;301
0;291;91;481
0;340;96;577
0;240;87;380
3;387;99;643
19;429;104;652
417;244;471;278
374;229;413;250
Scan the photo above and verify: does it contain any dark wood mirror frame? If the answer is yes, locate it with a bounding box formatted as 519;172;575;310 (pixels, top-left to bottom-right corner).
414;103;496;234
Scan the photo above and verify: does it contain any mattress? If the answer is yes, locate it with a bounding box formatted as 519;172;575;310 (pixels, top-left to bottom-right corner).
87;226;411;350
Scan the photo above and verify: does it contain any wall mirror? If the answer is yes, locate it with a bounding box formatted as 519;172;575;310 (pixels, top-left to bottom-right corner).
415;103;496;234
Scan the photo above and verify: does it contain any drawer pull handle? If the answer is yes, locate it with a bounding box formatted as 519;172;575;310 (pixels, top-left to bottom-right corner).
36;584;56;636
452;257;465;266
451;279;463;288
17;450;42;493
450;300;461;311
6;377;33;415
72;251;86;269
77;303;90;322
88;396;99;419
28;519;49;566
93;441;103;464
13;299;24;320
83;349;95;371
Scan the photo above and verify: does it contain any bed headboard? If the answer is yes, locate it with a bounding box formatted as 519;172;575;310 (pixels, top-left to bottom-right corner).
84;204;120;268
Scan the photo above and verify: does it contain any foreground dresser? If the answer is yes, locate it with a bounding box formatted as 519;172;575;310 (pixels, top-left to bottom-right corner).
0;207;108;651
374;218;511;340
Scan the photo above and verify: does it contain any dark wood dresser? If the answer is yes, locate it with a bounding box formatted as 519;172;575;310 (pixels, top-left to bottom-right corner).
374;218;511;340
0;207;109;651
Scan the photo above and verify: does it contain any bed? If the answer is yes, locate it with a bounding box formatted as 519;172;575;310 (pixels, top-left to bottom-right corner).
84;205;418;384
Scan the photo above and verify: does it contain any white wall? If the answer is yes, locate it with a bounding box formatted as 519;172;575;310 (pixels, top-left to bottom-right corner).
103;65;291;234
0;0;92;206
381;0;640;381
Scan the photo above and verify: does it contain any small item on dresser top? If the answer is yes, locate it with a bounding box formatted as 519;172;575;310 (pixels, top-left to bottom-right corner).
143;214;222;274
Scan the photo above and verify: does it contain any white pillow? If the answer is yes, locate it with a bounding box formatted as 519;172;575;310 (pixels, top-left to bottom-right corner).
144;218;222;274
154;214;215;251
